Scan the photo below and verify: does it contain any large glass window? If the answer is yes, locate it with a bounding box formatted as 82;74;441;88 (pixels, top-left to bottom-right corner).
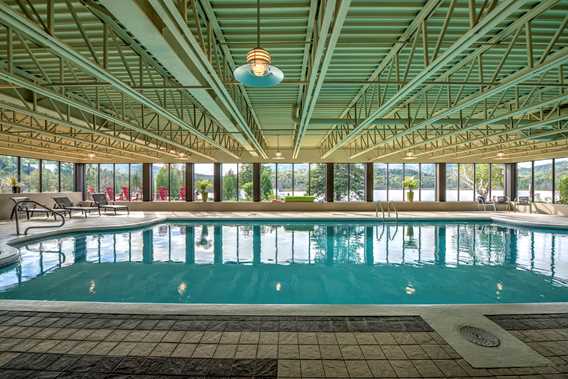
517;161;532;199
261;163;276;201
60;162;74;192
85;163;98;195
277;163;293;198
475;163;490;199
238;163;253;201
308;163;325;200
446;164;458;201
373;163;387;201
194;164;214;201
152;163;169;201
293;163;309;196
459;164;475;201
388;164;403;201
333;164;349;201
222;164;238;201
170;163;186;201
130;164;143;201
334;164;365;201
555;158;568;204
99;164;114;200
20;158;39;192
490;164;505;200
534;159;553;203
420;164;436;201
115;164;129;200
0;155;18;193
41;160;59;192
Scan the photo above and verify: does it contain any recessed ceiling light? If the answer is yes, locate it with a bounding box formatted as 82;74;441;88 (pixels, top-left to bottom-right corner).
496;152;505;158
88;153;95;159
404;151;415;160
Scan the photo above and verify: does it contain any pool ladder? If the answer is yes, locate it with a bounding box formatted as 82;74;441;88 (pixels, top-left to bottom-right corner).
375;201;399;241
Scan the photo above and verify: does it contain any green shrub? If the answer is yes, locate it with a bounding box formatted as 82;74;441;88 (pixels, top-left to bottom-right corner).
559;175;568;204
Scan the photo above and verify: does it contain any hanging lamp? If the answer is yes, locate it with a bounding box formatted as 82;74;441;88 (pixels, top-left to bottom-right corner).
233;0;284;87
274;135;284;159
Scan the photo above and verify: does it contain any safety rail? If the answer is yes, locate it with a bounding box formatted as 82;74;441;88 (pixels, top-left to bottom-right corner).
10;198;66;236
375;201;399;241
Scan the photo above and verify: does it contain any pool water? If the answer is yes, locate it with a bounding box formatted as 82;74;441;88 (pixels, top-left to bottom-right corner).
1;220;568;304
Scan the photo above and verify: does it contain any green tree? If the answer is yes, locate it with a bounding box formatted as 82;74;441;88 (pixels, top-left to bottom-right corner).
239;164;274;200
223;169;237;200
559;175;568;204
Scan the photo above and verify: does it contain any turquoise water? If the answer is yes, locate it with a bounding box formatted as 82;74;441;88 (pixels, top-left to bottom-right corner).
1;221;568;304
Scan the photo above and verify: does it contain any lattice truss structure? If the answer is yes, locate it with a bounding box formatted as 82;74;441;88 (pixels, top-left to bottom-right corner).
316;0;568;163
0;0;269;162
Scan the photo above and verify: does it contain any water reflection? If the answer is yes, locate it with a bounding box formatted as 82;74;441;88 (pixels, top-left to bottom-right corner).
1;222;567;304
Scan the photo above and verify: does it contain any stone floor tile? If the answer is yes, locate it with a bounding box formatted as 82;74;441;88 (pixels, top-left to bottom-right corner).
169;343;196;358
200;331;222;344
322;359;349;378
367;359;398;378
181;331;203;343
298;332;318;345
0;338;21;351
434;359;469;377
104;330;130;342
191;343;217;358
0;352;19;367
279;359;301;377
340;344;364;359
410;332;436;344
161;330;184;343
220;331;241;344
31;328;59;340
85;329;113;341
381;344;407;360
345;359;373;377
356;332;378;345
142;330;167;343
390;359;420;378
235;344;257;359
68;329;94;341
10;339;40;352
401;344;429;359
361;344;386;359
259;331;278;344
317;332;338;345
319;344;343;360
392;332;416;345
213;343;237;359
28;339;61;353
107;341;137;356
257;344;278;359
87;341;117;355
413;359;444;377
240;331;260;344
49;328;76;340
373;332;397;345
279;344;300;359
149;342;177;357
299;344;321;359
301;359;324;378
127;342;156;356
335;332;357;345
422;344;451;359
279;332;299;345
123;330;148;342
67;341;98;355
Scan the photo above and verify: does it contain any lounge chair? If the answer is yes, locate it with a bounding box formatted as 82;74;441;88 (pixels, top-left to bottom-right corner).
91;193;130;215
53;196;98;218
10;197;66;220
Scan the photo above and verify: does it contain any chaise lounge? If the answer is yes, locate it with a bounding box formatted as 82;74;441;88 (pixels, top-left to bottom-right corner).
91;193;130;215
53;196;98;218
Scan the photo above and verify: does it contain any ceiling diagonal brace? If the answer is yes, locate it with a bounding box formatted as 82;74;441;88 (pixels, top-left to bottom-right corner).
320;0;530;159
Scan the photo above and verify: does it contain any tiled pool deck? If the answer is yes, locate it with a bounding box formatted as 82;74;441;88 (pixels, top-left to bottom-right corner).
0;211;567;377
0;311;565;378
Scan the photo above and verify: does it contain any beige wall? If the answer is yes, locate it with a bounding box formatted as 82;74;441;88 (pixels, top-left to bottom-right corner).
0;192;82;220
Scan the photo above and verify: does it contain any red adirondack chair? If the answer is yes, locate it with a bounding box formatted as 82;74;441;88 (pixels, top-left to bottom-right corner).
178;186;186;200
104;186;114;201
120;186;129;201
158;186;168;201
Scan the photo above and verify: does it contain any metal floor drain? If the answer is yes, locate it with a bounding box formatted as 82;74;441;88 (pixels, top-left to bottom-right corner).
459;325;501;347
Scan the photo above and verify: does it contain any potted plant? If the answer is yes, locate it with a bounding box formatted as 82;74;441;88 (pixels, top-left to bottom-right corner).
403;177;418;202
196;180;212;202
7;176;20;194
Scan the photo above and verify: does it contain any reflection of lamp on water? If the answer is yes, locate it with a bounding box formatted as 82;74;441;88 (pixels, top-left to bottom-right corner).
405;283;416;296
89;280;96;295
496;282;503;299
177;281;188;297
275;282;282;292
198;225;212;249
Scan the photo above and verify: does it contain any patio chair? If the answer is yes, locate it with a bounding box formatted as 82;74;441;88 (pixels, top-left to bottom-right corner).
158;186;168;201
53;196;98;218
477;195;496;212
91;193;129;215
9;196;52;220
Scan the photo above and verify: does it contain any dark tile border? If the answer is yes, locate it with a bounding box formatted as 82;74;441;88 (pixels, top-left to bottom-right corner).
487;313;568;330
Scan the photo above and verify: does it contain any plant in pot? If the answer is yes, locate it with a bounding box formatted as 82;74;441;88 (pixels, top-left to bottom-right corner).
403;177;418;202
196;180;212;202
7;176;21;194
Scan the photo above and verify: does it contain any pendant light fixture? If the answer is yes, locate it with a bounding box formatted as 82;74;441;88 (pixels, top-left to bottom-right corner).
233;0;284;87
274;135;284;159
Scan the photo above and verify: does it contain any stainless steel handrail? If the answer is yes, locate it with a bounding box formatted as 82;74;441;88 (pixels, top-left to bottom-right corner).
11;198;66;235
375;201;386;241
388;202;399;240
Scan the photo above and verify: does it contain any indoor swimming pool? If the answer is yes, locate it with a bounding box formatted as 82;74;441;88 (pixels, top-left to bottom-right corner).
1;220;567;304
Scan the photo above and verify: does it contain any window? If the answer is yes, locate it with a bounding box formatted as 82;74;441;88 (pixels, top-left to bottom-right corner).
115;164;129;200
555;158;568;203
277;163;293;198
293;164;309;196
334;164;365;201
60;162;74;192
194;164;214;201
99;164;114;200
517;161;532;200
152;163;169;201
446;164;458;201
404;163;419;201
261;163;276;201
420;164;436;201
85;164;98;195
373;163;387;201
533;159;553;203
20;158;39;192
170;164;186;201
459;164;475;201
41;160;59;192
238;163;253;201
0;155;18;193
388;164;403;201
222;164;238;201
475;163;490;199
308;163;325;200
130;164;143;201
490;164;505;199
